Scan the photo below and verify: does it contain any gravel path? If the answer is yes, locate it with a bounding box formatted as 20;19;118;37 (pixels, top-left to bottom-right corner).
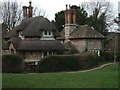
29;63;113;74
61;63;113;74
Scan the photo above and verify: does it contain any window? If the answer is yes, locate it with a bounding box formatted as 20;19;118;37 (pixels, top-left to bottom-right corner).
43;31;52;36
44;31;47;35
48;31;52;35
41;51;50;58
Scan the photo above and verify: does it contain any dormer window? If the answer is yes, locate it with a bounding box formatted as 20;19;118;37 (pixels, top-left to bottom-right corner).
41;30;55;40
43;31;52;36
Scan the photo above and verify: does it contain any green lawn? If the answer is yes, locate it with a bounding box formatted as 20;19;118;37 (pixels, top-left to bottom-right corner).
2;63;119;88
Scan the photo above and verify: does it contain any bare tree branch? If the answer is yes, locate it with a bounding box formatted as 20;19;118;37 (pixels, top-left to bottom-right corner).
81;0;115;31
32;6;47;17
0;0;22;32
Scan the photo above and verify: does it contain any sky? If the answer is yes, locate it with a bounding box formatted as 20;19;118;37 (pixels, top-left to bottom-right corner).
15;0;120;21
0;0;120;21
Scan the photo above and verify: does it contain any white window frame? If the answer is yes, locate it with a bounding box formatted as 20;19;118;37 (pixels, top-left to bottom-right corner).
43;31;52;36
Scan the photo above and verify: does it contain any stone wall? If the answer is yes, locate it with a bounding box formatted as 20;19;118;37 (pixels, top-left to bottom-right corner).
86;39;102;51
71;39;102;52
71;40;86;52
25;51;42;61
17;51;42;62
17;51;57;62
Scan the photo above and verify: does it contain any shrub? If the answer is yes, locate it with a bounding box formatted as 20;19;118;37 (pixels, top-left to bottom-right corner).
100;51;114;61
75;52;98;69
97;56;105;62
2;54;24;73
68;49;79;54
37;55;80;73
64;49;79;55
37;52;98;73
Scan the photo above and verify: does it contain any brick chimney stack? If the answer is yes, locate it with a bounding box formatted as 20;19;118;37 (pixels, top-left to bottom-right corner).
64;4;76;25
23;6;27;18
64;4;77;41
28;1;33;18
22;1;33;19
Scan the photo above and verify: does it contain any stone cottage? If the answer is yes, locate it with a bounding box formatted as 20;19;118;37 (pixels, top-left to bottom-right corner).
57;5;105;53
2;2;64;65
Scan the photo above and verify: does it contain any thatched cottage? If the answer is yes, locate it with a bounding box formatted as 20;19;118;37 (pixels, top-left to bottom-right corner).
2;2;64;65
57;5;105;53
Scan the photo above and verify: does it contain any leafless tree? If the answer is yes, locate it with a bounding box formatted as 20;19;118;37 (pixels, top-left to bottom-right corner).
0;1;22;32
0;1;47;32
33;6;47;17
81;0;114;31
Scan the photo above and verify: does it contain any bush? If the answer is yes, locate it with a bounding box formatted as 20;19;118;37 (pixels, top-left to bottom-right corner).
75;52;98;69
2;54;24;73
97;56;105;62
68;49;79;54
37;52;98;73
64;49;79;55
37;55;80;73
100;51;114;61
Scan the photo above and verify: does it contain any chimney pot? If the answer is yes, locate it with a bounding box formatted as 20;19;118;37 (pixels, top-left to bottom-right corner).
22;1;33;20
66;4;68;10
29;1;32;6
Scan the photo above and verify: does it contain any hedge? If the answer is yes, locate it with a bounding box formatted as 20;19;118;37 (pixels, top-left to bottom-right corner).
75;52;98;69
100;51;114;62
2;54;24;73
37;52;98;73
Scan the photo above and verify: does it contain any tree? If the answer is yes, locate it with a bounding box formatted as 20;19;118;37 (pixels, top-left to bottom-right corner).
53;5;88;32
53;11;65;32
0;1;22;32
82;0;113;36
80;0;114;50
33;7;47;17
70;5;88;25
0;1;47;33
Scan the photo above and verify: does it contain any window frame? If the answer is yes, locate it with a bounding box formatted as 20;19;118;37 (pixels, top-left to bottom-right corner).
43;31;52;36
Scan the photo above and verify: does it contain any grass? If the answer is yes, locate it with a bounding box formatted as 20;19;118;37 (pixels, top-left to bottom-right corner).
2;62;118;88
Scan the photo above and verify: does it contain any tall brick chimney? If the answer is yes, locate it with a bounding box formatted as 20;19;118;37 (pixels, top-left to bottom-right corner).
22;1;33;19
28;1;33;18
64;4;77;40
23;6;27;18
65;4;76;25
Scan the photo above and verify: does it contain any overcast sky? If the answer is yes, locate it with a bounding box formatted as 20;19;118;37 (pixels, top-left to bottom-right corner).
1;0;120;21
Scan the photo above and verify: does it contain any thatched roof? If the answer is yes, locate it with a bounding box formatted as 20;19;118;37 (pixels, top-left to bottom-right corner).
57;25;105;40
70;25;105;39
57;28;65;40
4;28;18;39
4;16;60;38
7;38;64;51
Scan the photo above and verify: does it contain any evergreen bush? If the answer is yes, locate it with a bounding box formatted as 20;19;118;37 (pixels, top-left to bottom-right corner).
2;54;24;73
37;52;98;73
100;51;114;61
